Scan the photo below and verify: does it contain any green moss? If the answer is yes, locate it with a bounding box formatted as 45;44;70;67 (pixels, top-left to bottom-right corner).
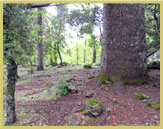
88;99;103;107
83;64;92;69
144;99;160;110
6;87;13;96
123;79;148;85
88;75;94;79
97;71;107;83
43;82;51;87
134;92;149;99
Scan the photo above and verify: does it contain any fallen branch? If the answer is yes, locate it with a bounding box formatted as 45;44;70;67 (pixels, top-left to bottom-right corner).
147;48;160;58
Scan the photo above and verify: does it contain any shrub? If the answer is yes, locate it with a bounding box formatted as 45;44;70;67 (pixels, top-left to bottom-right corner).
51;62;58;66
148;61;160;70
83;64;92;69
55;78;69;95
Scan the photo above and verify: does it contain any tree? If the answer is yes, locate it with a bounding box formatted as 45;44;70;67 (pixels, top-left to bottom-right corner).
3;4;32;125
95;4;148;95
36;7;44;71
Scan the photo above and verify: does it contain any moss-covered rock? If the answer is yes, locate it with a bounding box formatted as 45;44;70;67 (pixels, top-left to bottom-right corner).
83;64;92;69
87;75;94;79
143;99;160;110
84;99;103;117
134;92;149;99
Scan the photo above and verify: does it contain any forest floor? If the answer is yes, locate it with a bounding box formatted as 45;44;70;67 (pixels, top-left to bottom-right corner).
3;65;160;126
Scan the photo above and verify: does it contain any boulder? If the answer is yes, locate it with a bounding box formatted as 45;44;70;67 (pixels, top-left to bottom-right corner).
84;100;103;117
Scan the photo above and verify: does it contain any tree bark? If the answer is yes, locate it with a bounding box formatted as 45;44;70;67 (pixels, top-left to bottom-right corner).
95;4;147;95
37;8;44;71
5;59;17;125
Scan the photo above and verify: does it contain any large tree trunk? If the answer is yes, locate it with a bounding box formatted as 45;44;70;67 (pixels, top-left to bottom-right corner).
37;8;44;71
54;44;57;63
95;4;147;95
5;59;17;125
91;35;96;63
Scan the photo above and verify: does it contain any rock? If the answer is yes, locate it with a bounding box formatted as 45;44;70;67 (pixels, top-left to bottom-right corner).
85;91;94;98
69;118;82;126
67;85;78;93
66;77;75;83
57;65;62;68
84;100;103;117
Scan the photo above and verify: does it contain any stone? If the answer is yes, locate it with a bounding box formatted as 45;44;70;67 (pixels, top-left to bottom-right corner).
105;107;111;117
84;100;103;117
85;91;94;98
69;118;82;126
67;85;78;93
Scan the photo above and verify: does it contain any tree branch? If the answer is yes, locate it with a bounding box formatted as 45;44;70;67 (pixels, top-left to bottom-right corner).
28;3;67;9
147;48;160;58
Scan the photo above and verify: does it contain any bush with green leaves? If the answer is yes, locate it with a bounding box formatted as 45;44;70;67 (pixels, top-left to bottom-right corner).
83;64;92;69
55;78;69;95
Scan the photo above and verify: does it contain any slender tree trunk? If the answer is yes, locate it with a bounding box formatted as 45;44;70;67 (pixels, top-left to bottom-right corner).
83;39;86;63
57;42;63;65
54;44;57;63
37;8;44;71
95;4;147;95
91;35;96;63
76;42;79;64
5;59;17;125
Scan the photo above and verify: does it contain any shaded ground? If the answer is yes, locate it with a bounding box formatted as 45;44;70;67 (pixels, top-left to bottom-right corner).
3;65;160;126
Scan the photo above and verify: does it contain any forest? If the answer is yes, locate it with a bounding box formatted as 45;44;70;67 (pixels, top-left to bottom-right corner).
3;3;160;126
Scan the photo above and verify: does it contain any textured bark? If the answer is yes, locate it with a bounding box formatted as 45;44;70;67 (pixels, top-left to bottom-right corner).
96;4;147;95
5;59;17;125
37;8;44;71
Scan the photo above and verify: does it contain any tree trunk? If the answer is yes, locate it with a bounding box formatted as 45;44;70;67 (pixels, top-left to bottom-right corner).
57;42;63;65
83;39;86;63
37;8;44;71
5;59;17;125
54;44;57;63
76;42;79;64
95;4;147;95
91;35;96;63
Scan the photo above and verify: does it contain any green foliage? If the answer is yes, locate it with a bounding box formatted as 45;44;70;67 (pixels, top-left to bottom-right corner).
144;99;160;109
134;92;149;99
148;61;160;69
88;99;103;107
55;78;69;95
51;62;58;66
43;82;51;87
83;64;92;69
